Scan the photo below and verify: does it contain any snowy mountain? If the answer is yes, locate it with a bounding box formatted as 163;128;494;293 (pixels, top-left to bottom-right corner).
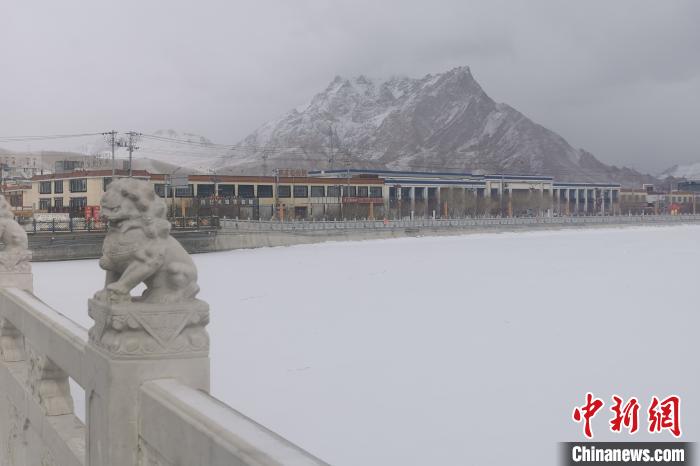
660;163;700;180
220;66;655;185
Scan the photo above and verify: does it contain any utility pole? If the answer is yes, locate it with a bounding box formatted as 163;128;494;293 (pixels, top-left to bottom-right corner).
328;124;334;170
274;168;279;221
102;130;117;177
117;132;140;177
344;150;351;220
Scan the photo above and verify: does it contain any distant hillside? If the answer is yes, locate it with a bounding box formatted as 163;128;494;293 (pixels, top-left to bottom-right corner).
218;66;657;187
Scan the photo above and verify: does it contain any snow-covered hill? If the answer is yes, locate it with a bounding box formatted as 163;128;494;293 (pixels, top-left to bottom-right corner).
661;162;700;180
0;130;223;176
220;66;655;186
91;129;224;174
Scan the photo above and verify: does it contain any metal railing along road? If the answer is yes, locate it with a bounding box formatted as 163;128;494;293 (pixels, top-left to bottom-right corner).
21;216;220;234
220;214;700;232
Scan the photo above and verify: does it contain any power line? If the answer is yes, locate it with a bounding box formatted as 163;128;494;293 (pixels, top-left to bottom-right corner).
0;132;104;142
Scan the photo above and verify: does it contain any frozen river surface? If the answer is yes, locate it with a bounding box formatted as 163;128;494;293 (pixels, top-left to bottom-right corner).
32;225;699;465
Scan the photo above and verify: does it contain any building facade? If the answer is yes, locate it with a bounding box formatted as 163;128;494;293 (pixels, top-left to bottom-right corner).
19;168;634;220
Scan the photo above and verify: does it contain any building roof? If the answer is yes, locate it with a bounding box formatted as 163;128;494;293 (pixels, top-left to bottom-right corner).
186;175;384;185
32;169;152;180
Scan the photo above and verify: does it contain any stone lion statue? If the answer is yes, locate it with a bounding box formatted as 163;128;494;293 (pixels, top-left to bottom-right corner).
94;178;199;303
0;195;31;273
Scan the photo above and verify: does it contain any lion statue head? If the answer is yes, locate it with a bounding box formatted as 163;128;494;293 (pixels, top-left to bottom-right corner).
100;178;170;238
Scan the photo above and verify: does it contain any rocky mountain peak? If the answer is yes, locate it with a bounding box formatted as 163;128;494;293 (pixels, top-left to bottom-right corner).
223;66;655;186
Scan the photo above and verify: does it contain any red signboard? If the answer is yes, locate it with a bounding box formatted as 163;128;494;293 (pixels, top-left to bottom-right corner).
85;205;101;220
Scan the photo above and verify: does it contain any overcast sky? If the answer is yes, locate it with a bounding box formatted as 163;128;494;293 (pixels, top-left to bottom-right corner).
1;0;698;173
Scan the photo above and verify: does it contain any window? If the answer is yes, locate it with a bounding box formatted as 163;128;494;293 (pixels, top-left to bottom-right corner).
196;184;215;198
357;186;369;198
69;197;87;210
154;184;166;197
278;185;291;198
103;177;112;192
327;186;340;197
39;198;51;210
54;198;63;209
310;186;325;197
293;185;308;198
218;184;235;197
238;185;255;198
342;186;357;197
69;178;87;192
175;185;194;197
257;185;273;198
54;180;64;194
39;181;52;194
370;187;383;198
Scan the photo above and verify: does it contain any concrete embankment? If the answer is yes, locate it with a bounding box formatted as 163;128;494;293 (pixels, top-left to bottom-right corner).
28;230;218;261
25;215;700;261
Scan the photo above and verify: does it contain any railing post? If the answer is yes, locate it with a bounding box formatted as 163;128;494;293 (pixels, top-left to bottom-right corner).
0;194;34;465
82;178;210;466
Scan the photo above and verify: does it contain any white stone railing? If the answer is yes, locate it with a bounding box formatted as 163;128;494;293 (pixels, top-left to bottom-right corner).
221;213;700;232
0;186;329;466
0;287;87;466
0;285;329;466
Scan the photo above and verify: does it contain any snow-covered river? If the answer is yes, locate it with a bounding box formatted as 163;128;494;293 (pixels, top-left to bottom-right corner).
32;225;699;466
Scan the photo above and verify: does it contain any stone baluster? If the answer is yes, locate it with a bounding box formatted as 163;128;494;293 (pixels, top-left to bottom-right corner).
26;345;74;416
0;318;24;362
83;178;210;466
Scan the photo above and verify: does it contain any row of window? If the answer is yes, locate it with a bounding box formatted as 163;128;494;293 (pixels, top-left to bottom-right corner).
154;183;383;199
38;197;86;210
39;179;85;194
39;179;384;200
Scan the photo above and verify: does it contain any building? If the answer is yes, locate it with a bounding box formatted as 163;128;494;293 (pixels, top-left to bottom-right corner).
310;169;621;217
677;181;700;193
26;170;152;215
620;188;698;215
20;168;628;220
24;170;386;220
159;174;386;220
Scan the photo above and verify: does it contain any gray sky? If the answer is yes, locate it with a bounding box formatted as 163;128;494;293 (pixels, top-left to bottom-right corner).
1;0;698;173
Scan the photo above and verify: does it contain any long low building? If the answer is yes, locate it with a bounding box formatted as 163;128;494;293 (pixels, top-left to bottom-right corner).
309;169;622;217
20;168;624;220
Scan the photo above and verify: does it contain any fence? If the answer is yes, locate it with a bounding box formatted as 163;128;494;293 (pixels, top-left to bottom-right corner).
221;213;700;232
21;216;220;234
0;271;328;465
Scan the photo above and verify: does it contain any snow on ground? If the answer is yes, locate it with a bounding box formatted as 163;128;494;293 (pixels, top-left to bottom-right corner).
32;226;700;466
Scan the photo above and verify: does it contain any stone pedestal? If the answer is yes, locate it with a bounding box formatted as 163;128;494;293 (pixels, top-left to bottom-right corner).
88;298;209;358
84;298;210;466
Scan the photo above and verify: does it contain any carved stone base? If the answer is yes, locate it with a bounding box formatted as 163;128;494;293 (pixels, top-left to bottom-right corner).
0;272;33;292
88;298;210;358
